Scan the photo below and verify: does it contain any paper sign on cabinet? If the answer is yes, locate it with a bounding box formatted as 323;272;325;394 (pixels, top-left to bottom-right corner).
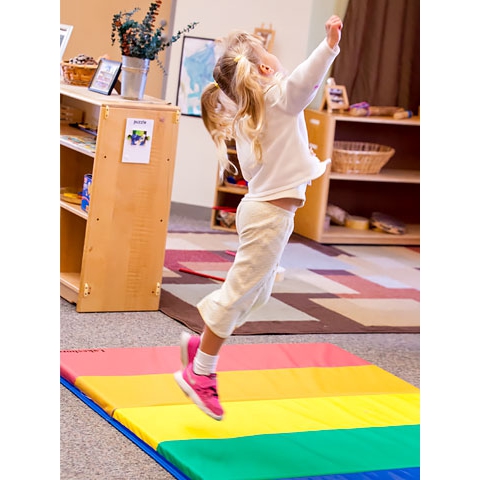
121;118;154;164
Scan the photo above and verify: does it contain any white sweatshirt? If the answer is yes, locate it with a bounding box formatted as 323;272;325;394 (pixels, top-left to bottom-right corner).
237;38;340;202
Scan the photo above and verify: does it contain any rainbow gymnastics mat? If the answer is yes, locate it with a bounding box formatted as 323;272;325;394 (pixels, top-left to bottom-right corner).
60;343;420;479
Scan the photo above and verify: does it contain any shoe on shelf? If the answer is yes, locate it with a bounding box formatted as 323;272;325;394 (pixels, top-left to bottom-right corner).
179;331;200;368
174;363;224;421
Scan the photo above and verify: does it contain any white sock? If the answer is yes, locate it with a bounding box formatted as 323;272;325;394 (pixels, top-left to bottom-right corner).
193;349;219;376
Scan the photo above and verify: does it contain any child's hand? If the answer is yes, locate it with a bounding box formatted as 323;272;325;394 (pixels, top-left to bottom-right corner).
325;15;343;49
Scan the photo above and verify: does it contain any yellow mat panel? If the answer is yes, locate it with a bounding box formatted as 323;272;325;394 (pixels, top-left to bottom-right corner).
75;365;418;415
114;393;420;448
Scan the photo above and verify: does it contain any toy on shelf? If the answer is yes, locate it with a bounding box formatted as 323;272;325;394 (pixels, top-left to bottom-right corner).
319;78;414;119
348;102;413;119
326;204;406;235
212;206;236;229
225;176;247;188
370;212;406;235
345;215;369;230
69;123;98;136
326;203;348;226
320;78;349;113
60;187;82;205
81;174;92;213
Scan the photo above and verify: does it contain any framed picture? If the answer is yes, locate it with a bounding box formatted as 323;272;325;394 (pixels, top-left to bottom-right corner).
176;36;222;117
254;25;275;52
60;24;73;60
88;59;122;95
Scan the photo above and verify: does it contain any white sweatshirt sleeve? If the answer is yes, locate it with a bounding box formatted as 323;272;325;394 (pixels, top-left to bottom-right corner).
280;39;340;114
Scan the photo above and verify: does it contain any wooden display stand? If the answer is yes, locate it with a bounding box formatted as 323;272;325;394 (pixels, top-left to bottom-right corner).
294;109;420;245
320;85;349;113
60;83;180;311
254;24;275;52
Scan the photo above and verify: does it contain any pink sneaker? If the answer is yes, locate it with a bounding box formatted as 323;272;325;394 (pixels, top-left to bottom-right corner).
174;363;224;421
179;331;200;368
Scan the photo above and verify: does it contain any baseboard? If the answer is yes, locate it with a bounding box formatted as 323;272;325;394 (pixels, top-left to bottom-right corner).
170;202;211;222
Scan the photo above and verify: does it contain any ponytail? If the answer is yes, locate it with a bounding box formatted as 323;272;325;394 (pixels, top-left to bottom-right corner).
201;30;278;172
232;54;266;161
201;82;237;176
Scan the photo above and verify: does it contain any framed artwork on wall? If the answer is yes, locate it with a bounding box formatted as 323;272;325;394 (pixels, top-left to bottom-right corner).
176;36;221;117
60;24;73;60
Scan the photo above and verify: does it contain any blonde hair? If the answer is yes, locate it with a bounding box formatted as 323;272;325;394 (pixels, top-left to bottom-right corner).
201;31;281;176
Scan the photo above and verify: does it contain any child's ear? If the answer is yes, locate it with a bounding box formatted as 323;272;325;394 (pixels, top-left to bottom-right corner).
259;63;274;75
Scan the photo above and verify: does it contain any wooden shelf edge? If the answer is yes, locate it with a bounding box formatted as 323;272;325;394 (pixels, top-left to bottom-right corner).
60;83;177;110
217;185;248;195
329;168;420;184
210;224;237;233
319;224;420;245
60;200;88;219
330;112;420;126
60;272;80;304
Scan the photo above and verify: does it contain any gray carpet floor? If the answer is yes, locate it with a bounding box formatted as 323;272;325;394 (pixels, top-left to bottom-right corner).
60;202;420;480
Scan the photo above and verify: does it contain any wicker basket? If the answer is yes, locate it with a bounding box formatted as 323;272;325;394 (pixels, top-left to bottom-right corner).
61;62;97;86
332;141;395;174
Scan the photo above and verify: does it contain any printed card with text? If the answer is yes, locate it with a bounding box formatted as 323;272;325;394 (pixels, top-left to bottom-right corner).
122;118;154;164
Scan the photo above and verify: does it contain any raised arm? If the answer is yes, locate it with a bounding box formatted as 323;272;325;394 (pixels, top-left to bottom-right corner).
326;15;343;50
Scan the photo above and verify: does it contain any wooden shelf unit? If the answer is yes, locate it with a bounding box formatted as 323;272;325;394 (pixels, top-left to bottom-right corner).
210;144;247;232
294;110;420;245
60;83;180;312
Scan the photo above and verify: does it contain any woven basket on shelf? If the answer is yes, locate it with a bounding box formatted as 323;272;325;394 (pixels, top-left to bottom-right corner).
332;141;395;174
61;62;97;86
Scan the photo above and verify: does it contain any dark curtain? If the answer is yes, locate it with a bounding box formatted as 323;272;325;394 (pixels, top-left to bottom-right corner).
331;0;420;113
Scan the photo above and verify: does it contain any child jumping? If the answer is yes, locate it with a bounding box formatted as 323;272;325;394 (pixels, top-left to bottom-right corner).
174;15;343;420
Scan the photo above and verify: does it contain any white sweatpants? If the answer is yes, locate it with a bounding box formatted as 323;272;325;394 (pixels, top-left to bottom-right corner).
197;199;294;338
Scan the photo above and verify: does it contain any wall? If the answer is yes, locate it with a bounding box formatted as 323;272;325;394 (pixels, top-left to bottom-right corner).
307;0;350;110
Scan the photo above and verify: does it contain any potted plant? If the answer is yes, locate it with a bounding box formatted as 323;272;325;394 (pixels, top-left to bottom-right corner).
111;0;198;99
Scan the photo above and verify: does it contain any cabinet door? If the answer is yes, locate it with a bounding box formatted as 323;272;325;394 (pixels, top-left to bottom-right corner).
77;106;178;312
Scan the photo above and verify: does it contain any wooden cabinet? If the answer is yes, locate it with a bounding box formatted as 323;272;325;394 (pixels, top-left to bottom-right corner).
60;83;180;312
294;110;420;245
